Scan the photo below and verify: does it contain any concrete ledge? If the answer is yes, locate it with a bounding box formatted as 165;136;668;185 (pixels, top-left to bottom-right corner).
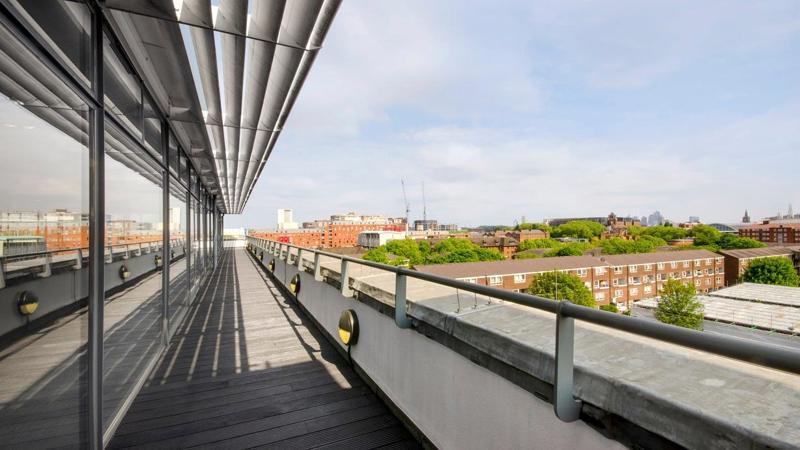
258;249;800;449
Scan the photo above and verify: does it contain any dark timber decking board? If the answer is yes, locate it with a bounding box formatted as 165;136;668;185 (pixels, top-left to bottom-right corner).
108;249;419;449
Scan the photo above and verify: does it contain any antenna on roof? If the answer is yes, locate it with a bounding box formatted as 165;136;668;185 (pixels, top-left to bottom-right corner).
401;179;410;235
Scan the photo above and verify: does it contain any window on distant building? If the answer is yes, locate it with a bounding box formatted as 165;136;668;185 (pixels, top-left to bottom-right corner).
629;265;638;273
595;267;606;275
577;268;588;276
644;285;653;294
613;266;623;274
513;274;526;283
670;262;678;269
488;276;502;285
465;277;478;284
631;288;638;295
644;264;652;271
595;292;605;300
658;263;665;270
614;289;623;297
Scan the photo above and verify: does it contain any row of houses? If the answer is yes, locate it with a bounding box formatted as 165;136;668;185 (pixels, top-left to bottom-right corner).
415;246;800;309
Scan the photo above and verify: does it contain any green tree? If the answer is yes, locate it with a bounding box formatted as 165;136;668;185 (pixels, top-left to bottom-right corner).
688;225;722;247
599;303;619;313
544;242;587;257
654;279;704;330
527;272;596;308
717;234;766;250
640;225;688;241
599;236;666;255
518;238;560;251
742;257;800;287
363;238;504;266
551;220;605;239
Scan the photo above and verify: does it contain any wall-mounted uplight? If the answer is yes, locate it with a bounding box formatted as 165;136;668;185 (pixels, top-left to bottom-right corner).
17;291;38;316
338;309;359;346
119;265;130;280
155;254;162;268
267;259;275;272
290;274;301;295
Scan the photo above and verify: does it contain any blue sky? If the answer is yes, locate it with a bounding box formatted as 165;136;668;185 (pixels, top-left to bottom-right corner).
228;0;800;228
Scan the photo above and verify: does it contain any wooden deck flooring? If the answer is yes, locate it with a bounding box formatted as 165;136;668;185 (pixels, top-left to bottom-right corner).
108;249;419;449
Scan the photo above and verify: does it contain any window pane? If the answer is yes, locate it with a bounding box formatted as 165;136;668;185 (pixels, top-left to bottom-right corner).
0;17;89;447
102;121;163;432
168;181;188;327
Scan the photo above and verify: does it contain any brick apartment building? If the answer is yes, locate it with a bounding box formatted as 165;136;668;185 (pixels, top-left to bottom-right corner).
250;213;406;249
415;249;724;308
738;222;800;245
427;235;521;258
717;247;797;286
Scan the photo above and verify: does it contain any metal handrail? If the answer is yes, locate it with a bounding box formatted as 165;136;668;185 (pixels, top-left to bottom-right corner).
247;236;800;423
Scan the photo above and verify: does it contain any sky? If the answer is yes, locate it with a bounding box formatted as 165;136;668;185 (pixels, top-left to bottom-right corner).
226;0;800;229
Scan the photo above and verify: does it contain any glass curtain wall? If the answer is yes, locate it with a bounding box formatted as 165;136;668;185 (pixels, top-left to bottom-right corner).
0;1;91;447
0;2;222;447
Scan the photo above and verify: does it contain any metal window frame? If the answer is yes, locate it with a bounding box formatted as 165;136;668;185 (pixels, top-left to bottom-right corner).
0;1;225;448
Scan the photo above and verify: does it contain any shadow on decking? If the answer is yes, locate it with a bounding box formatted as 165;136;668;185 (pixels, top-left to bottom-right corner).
107;249;418;449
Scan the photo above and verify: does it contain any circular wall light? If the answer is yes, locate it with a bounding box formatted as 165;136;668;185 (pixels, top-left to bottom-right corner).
290;274;301;295
338;309;359;346
17;291;39;316
155;254;163;268
119;265;130;280
267;259;275;272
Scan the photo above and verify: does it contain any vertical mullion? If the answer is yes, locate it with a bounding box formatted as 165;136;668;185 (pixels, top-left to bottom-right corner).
186;169;192;303
87;8;105;450
161;121;170;343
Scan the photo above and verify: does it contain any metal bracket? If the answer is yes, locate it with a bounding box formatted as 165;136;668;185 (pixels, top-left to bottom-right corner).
394;273;412;328
72;249;82;270
0;257;5;289
340;259;353;297
38;253;52;278
554;301;582;422
313;252;322;281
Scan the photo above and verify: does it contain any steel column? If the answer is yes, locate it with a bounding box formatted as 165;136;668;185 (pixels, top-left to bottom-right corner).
87;7;105;449
161;120;170;344
394;274;412;328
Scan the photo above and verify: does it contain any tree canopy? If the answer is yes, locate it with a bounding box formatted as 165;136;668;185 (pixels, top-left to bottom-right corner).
551;220;605;239
362;238;504;266
742;257;800;287
654;279;704;330
514;222;552;233
527;272;596;308
518;238;561;251
640;225;688;241
599;236;666;254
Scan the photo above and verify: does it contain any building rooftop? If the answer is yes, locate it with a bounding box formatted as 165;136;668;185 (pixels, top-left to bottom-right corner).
415;249;724;279
601;249;721;265
717;247;795;259
415;255;604;279
709;282;800;308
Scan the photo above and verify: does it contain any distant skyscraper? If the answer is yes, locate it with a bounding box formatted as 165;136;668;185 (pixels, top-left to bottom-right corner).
648;211;664;226
742;210;750;223
789;204;794;218
277;208;298;230
640;216;648;227
688;216;700;223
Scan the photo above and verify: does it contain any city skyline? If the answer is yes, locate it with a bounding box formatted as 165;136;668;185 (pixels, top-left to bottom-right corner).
226;0;799;228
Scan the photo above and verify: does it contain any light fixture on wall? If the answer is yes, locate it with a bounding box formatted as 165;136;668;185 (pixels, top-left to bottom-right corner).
290;274;301;295
155;254;162;268
338;309;359;346
119;265;130;280
17;291;38;316
267;259;275;272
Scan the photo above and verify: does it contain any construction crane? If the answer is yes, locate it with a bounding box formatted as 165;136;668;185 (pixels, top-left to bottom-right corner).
400;179;410;235
422;181;427;223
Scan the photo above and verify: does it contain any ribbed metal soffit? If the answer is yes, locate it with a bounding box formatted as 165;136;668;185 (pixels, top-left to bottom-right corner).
104;0;341;214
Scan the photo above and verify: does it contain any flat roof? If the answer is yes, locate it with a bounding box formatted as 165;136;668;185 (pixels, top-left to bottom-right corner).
601;249;720;265
415;255;603;279
710;283;800;308
638;294;800;334
717;247;794;259
416;249;723;279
